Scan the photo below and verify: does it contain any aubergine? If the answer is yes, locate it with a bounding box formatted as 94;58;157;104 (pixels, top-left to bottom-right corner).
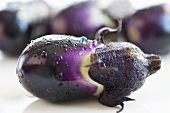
16;26;161;113
123;4;170;54
0;0;50;56
50;1;116;40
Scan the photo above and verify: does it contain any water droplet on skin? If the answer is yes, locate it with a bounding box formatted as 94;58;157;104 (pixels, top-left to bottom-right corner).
45;42;51;45
74;44;77;47
68;40;72;44
56;61;59;65
103;63;106;67
42;38;48;42
90;40;98;49
33;54;37;58
65;49;67;52
63;45;67;48
47;88;53;92
65;91;71;95
60;55;63;59
34;46;37;49
18;72;23;78
55;44;59;46
82;47;86;51
41;51;47;58
60;72;63;76
69;47;72;51
53;52;57;55
79;51;83;55
65;62;68;65
80;36;87;44
57;73;63;79
58;83;63;87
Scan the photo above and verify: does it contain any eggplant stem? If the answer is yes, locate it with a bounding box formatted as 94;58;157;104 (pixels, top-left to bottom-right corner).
95;19;122;44
116;103;124;113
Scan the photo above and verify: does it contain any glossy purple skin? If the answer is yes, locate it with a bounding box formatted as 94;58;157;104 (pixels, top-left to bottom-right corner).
123;4;170;54
0;10;30;55
50;1;115;39
0;1;50;56
16;35;98;101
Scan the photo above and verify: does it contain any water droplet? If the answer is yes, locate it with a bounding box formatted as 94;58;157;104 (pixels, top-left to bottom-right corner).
79;36;87;44
34;46;37;49
42;38;48;42
53;52;57;55
65;91;71;95
45;42;51;45
60;72;63;76
58;83;63;87
82;47;86;51
56;72;63;79
65;49;67;52
79;51;83;55
56;61;59;65
55;44;59;46
18;72;23;78
90;40;98;49
74;44;77;47
33;54;37;58
47;88;53;92
103;63;106;67
63;45;67;48
60;55;63;60
65;62;68;66
41;51;47;58
69;47;72;51
68;40;72;44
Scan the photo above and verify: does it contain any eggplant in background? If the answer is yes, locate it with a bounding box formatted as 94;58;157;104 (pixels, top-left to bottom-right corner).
0;0;50;56
123;4;170;54
50;1;117;40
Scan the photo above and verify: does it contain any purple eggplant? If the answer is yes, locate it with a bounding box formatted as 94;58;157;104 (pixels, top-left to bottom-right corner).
0;0;50;56
16;26;161;113
123;4;170;54
50;1;116;40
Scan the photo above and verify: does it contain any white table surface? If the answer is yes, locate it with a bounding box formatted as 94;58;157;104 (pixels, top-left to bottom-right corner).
0;51;170;113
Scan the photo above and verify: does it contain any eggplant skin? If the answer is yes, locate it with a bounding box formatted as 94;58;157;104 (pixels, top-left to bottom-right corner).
0;10;31;56
50;1;115;40
16;35;100;101
0;0;50;56
123;4;170;54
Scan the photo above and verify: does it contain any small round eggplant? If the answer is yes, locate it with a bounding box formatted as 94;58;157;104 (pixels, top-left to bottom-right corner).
0;0;50;56
16;28;161;112
123;4;170;54
50;1;116;40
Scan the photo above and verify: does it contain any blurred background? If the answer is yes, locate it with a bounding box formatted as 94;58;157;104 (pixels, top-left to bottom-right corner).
1;0;170;113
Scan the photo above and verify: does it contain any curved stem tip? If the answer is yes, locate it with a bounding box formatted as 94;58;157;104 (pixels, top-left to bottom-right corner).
95;19;122;44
